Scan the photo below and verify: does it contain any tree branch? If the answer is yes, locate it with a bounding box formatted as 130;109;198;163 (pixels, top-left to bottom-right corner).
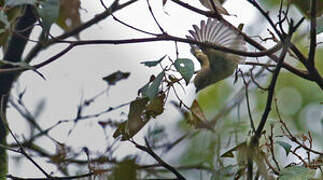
132;138;185;180
24;0;139;63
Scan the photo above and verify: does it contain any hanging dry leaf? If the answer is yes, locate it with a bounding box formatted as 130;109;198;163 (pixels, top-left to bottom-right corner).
102;71;130;85
113;93;166;140
187;100;212;130
56;0;82;37
199;0;229;15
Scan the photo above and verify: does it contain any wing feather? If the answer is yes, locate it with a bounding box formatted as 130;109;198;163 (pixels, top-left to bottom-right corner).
187;18;247;63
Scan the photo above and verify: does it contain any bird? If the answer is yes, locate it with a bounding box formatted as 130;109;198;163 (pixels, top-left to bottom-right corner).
186;18;247;92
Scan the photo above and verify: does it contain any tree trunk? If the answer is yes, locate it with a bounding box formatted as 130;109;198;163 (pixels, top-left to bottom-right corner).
0;5;36;179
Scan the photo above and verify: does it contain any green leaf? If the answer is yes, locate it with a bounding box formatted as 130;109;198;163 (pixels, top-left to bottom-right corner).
109;157;138;180
5;0;36;6
174;58;194;85
102;71;130;85
279;166;315;180
140;55;166;67
0;11;9;29
276;140;292;156
317;17;323;35
139;71;164;100
38;0;60;38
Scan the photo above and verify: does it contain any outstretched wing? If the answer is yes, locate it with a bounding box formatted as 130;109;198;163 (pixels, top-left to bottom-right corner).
186;18;246;64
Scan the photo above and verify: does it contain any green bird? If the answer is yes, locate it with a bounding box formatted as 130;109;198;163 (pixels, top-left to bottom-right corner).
186;18;247;92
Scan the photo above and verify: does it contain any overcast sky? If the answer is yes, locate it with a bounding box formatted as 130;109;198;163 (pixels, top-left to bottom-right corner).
4;0;275;177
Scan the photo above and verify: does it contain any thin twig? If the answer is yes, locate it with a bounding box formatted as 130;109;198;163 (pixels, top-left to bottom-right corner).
246;0;283;39
239;70;256;133
269;124;280;171
132;138;185;179
245;62;276;68
0;96;51;177
99;0;159;36
112;14;158;36
146;0;165;33
277;0;287;36
6;173;93;180
274;99;323;156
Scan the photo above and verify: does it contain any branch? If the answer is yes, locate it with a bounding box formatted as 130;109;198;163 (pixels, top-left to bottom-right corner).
0;44;75;74
132;138;185;179
274;99;323;156
308;0;317;67
6;173;93;180
253;39;289;140
170;0;222;19
1;96;50;177
24;0;139;63
0;36;283;75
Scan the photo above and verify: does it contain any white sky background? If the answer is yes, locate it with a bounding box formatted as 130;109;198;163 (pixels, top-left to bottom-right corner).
6;0;317;178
